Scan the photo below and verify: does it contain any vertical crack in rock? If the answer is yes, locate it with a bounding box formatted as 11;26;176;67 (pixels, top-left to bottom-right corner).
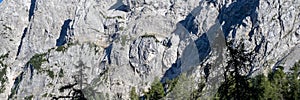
263;41;268;56
104;44;113;64
29;64;34;79
204;64;211;82
277;0;284;38
8;72;24;99
254;36;265;53
15;27;28;59
56;19;72;46
28;0;36;21
100;44;113;70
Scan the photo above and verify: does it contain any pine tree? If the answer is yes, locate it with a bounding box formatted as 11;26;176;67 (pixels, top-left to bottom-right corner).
286;61;300;99
145;78;164;100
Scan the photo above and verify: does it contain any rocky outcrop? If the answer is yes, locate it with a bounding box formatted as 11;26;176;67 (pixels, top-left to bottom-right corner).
0;0;299;99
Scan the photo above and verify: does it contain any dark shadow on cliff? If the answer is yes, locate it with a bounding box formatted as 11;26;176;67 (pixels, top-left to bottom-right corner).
217;0;259;39
161;5;200;82
177;6;202;35
218;0;262;77
173;5;202;40
195;34;211;62
56;19;72;46
161;34;211;81
105;44;113;64
52;83;87;100
161;0;260;90
16;28;28;58
8;64;29;99
109;0;130;12
29;0;36;21
161;59;182;82
162;2;211;82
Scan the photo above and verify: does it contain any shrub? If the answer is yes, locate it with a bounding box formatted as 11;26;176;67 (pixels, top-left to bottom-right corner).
216;61;300;99
27;53;47;72
56;46;66;52
130;87;139;100
144;78;164;100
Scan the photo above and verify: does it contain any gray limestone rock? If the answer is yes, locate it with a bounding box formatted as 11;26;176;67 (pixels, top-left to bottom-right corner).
0;0;299;99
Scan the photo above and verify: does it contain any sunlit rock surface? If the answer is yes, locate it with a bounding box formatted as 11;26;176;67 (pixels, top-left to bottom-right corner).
0;0;299;99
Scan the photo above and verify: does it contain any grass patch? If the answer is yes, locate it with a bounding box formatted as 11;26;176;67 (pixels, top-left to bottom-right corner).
56;46;66;52
26;53;57;79
47;70;54;79
130;87;138;100
119;27;125;31
27;53;47;72
121;35;127;46
56;41;78;52
0;64;7;93
0;66;7;93
87;42;100;54
0;53;9;93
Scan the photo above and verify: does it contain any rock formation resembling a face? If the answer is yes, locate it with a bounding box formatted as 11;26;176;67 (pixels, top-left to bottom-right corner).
129;36;158;75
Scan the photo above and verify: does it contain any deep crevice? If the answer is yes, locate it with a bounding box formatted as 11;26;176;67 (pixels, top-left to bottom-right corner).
277;0;284;38
104;44;113;64
254;36;265;53
29;0;36;21
8;72;24;99
15;27;28;59
8;60;35;98
204;64;211;82
56;19;72;46
29;64;34;79
52;83;87;100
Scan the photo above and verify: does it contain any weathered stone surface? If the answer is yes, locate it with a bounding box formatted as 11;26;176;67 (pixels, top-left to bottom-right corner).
0;0;299;99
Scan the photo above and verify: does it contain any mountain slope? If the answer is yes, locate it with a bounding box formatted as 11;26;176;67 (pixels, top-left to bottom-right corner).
0;0;299;99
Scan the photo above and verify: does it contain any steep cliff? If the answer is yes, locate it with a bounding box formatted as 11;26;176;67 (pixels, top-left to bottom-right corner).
0;0;299;99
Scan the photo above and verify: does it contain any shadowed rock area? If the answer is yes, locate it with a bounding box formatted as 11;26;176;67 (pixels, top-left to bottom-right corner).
0;0;299;99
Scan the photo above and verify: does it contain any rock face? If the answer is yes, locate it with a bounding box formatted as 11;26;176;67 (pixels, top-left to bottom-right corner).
0;0;299;99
